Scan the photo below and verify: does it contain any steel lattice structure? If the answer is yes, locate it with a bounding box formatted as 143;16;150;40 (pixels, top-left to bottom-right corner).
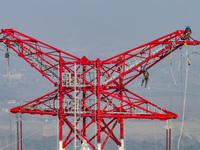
0;29;200;150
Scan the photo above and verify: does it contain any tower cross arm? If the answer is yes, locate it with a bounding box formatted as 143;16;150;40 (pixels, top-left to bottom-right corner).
102;30;200;86
0;29;81;85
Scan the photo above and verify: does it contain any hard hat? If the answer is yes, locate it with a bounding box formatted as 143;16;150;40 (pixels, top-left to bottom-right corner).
186;26;190;29
144;68;146;71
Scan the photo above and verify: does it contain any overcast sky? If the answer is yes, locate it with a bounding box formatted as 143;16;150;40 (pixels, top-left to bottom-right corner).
0;1;200;149
1;0;200;60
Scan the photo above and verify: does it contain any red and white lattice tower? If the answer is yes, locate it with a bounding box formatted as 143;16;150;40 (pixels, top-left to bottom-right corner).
0;29;199;150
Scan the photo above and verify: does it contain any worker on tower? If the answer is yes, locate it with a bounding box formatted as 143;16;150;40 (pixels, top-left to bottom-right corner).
141;68;149;88
184;26;192;40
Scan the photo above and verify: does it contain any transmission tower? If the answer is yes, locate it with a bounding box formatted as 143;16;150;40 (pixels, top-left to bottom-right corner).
0;29;199;150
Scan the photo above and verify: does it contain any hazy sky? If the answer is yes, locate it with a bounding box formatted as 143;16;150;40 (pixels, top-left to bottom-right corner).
1;0;200;60
0;1;200;149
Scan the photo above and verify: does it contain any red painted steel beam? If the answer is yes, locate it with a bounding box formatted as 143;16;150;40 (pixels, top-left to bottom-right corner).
0;28;199;149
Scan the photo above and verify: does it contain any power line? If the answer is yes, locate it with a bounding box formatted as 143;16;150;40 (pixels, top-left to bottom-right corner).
177;51;189;150
0;121;57;150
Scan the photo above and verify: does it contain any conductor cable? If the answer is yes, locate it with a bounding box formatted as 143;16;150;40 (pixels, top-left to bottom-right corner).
177;51;189;150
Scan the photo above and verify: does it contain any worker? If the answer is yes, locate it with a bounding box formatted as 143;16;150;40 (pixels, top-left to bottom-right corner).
141;68;149;88
184;26;192;40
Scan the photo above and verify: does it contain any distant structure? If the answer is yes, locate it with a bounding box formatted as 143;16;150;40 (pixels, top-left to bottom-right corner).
0;29;199;150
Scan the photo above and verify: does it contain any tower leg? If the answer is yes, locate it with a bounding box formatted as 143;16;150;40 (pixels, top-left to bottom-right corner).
16;119;19;150
59;140;64;150
119;116;124;150
59;120;65;150
97;143;101;150
58;57;65;150
97;120;101;150
16;114;22;150
96;59;101;150
119;72;124;150
118;139;124;150
20;115;22;150
166;129;168;150
169;128;171;150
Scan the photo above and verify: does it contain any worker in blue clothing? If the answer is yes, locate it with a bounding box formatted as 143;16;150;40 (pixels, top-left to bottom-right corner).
141;68;149;88
185;26;192;40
